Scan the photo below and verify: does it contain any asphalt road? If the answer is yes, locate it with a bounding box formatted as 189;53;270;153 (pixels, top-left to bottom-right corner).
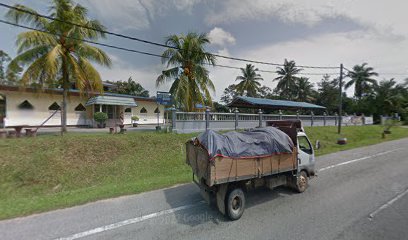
1;138;408;240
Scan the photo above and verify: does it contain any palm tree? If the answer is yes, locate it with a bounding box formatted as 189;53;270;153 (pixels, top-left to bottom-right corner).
296;77;316;102
6;0;112;133
235;64;263;97
156;32;216;112
374;79;405;115
345;63;378;99
273;59;302;100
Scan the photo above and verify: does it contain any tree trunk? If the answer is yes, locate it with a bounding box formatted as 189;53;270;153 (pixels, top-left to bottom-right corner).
61;56;69;134
62;87;68;133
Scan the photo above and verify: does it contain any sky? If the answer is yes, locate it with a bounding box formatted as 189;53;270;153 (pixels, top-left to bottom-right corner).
1;0;408;100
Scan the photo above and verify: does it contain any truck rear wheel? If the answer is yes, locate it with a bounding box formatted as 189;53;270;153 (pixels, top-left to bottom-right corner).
295;171;308;193
225;187;245;220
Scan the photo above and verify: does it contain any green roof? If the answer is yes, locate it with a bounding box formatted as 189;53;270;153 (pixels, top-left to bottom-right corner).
86;96;137;107
229;96;326;110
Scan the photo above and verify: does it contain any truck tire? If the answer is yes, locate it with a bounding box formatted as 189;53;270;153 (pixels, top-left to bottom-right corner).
225;187;245;220
295;171;308;193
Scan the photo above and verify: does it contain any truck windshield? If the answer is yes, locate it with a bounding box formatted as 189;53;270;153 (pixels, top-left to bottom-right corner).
298;136;312;154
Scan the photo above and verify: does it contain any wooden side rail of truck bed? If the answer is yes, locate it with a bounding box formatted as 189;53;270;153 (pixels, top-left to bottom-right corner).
186;140;297;187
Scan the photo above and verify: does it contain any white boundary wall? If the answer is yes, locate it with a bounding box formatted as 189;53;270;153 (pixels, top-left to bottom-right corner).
172;111;373;133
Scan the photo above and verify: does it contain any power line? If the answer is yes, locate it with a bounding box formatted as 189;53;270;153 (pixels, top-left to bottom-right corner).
0;19;337;78
377;73;408;76
0;19;164;58
0;2;339;70
344;66;407;77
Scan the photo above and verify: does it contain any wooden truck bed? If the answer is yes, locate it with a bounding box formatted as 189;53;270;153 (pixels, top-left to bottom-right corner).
186;141;297;187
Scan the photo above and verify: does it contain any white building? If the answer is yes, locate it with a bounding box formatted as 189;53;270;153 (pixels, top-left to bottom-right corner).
0;84;165;128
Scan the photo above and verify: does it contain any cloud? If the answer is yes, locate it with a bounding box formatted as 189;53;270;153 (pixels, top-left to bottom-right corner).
208;27;236;46
82;0;151;31
205;0;338;27
205;0;408;39
83;0;201;31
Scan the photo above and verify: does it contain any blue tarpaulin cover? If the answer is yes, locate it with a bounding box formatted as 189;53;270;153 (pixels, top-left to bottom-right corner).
196;127;294;160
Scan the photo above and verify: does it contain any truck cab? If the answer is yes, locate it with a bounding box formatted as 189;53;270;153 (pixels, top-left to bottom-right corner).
297;131;316;177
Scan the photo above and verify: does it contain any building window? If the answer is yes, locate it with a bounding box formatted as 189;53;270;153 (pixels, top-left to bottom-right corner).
48;102;61;111
140;107;147;113
154;107;160;113
74;103;86;112
18;100;34;110
125;108;132;113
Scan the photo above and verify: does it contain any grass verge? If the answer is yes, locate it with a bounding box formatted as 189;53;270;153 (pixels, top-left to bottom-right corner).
0;125;407;219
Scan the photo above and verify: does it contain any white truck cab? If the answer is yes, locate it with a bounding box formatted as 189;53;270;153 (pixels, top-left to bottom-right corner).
297;131;316;177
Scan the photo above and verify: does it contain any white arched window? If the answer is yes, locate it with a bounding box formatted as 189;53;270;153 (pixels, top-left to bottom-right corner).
48;102;61;111
18;100;34;110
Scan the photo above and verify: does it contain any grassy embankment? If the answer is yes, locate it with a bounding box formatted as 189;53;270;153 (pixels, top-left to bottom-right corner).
1;125;407;219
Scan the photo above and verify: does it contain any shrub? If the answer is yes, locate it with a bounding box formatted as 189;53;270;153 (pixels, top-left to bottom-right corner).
131;116;140;121
94;112;108;124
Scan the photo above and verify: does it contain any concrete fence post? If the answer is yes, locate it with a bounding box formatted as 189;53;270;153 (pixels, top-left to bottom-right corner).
335;112;338;126
258;109;263;128
279;110;283;120
323;112;327;126
171;107;177;130
296;110;300;120
205;107;210;130
234;108;239;130
362;113;365;125
353;113;357;126
311;111;314;127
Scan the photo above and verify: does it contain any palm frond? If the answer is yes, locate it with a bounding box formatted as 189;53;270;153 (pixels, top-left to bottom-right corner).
75;43;112;67
16;31;57;53
5;4;49;29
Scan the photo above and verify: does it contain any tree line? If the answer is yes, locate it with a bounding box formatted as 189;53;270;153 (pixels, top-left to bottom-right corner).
219;61;408;123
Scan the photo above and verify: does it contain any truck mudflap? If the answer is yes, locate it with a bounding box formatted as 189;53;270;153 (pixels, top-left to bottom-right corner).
193;173;211;204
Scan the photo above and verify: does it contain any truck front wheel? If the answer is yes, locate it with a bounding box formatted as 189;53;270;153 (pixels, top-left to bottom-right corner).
225;187;245;220
295;171;309;193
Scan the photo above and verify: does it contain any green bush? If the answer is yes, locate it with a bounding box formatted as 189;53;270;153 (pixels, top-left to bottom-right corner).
384;118;401;132
131;116;140;121
94;112;108;124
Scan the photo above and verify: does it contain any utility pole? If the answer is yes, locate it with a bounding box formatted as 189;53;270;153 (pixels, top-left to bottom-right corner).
338;63;344;134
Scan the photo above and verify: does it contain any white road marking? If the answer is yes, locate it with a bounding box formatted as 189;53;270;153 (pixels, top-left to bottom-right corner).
55;148;402;239
368;187;408;220
318;148;402;172
55;201;205;240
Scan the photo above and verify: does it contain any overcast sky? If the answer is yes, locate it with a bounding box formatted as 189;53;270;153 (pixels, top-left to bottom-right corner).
1;0;408;99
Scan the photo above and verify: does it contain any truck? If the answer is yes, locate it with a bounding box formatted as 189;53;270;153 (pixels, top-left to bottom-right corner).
186;120;316;220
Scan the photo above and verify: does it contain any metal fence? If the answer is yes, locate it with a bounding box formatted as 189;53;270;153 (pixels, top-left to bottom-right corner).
170;109;373;133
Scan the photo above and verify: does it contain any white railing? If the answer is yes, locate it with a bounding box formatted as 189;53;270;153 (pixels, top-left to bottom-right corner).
171;110;372;133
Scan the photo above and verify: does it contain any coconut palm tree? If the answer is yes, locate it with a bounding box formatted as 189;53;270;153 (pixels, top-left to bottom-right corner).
374;79;406;115
273;59;302;100
345;63;378;99
6;0;112;133
235;64;263;97
156;32;216;111
296;77;316;102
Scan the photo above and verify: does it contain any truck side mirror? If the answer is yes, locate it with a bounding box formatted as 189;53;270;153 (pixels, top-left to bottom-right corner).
315;140;320;150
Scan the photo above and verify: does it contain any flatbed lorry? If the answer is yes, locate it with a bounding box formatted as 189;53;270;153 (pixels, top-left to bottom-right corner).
186;120;315;220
